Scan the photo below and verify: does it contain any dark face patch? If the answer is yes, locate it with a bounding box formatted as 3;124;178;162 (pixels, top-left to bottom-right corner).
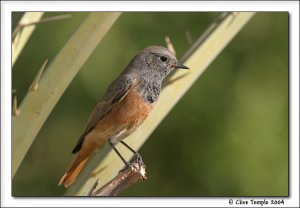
147;96;155;103
137;80;161;104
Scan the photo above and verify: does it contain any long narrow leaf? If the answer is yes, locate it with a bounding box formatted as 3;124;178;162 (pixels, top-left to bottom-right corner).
12;12;44;66
12;12;121;177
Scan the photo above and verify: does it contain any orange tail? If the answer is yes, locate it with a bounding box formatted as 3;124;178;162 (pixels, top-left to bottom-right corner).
58;156;89;188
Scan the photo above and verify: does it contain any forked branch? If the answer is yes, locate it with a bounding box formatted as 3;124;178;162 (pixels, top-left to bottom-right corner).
88;155;146;196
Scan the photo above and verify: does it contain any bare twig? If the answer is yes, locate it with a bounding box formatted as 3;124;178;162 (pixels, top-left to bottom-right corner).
88;155;147;196
12;14;72;44
19;14;72;27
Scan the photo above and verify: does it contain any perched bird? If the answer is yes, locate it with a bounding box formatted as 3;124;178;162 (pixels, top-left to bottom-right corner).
58;46;189;188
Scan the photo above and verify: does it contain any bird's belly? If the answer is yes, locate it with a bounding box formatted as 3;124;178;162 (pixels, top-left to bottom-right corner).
94;88;154;142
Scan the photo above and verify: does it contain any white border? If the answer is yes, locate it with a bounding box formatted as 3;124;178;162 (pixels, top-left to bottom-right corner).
1;1;299;207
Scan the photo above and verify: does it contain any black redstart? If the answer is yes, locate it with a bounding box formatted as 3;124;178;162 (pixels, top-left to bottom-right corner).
59;46;189;188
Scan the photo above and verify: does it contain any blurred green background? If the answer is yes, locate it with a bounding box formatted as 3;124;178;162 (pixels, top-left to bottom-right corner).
12;12;288;196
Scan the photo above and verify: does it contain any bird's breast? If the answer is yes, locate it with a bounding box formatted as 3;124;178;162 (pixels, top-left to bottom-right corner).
94;86;154;142
114;87;154;127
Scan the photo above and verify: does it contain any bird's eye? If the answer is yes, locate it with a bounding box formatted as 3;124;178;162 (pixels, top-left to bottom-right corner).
160;56;168;62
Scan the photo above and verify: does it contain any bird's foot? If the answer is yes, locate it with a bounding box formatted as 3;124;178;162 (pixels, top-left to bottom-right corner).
119;162;134;173
118;153;144;173
134;153;144;167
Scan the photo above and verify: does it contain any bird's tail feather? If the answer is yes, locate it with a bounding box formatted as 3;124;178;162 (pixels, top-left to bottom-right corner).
58;156;89;188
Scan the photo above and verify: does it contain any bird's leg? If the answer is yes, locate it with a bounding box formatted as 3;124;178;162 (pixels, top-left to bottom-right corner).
120;141;137;154
108;140;129;166
120;141;143;166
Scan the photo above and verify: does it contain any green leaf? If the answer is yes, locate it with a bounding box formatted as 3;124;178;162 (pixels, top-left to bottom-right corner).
12;12;121;178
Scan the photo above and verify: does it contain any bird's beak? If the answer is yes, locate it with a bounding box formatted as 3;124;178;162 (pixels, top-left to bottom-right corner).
174;62;189;70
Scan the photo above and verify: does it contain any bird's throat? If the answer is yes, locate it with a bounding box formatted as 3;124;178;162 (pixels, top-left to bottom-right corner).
137;80;161;104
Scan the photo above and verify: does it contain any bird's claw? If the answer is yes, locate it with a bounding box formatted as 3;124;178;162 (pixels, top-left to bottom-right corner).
118;153;144;173
119;162;134;173
134;153;144;167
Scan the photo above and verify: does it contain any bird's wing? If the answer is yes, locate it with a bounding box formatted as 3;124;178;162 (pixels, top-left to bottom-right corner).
72;76;135;154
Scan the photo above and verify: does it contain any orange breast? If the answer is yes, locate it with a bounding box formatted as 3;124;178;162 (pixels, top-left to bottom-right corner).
94;87;154;140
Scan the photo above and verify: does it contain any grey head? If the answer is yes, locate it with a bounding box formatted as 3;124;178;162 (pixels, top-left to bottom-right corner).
122;46;189;104
126;45;189;83
103;46;189;105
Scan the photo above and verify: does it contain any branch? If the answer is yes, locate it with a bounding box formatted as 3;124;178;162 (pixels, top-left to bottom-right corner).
18;14;72;27
88;155;146;196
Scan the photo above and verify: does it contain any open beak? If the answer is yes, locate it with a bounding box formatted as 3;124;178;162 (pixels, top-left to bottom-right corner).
174;62;189;70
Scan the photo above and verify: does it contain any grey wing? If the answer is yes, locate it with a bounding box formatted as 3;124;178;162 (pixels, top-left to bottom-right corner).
72;75;135;154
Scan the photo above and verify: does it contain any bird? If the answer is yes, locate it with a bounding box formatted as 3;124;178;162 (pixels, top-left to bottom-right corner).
58;46;189;188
